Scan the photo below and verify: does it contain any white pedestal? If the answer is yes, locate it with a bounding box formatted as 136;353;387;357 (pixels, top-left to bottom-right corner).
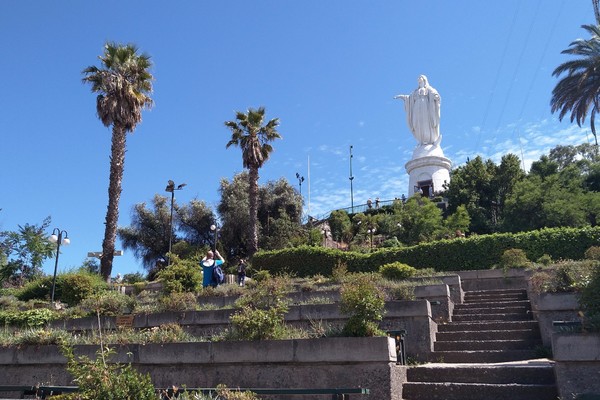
405;144;451;196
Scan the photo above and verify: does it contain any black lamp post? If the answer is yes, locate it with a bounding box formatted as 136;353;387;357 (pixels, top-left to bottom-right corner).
165;180;186;265
295;172;305;195
210;223;218;252
349;145;355;213
49;228;70;305
367;227;376;252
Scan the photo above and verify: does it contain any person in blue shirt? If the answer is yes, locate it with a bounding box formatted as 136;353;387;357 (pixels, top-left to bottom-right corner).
201;249;224;287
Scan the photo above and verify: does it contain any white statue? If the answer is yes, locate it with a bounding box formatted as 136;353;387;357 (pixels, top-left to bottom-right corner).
394;75;441;146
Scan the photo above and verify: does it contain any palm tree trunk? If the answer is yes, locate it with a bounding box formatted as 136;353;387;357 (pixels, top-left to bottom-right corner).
100;125;127;282
247;166;259;256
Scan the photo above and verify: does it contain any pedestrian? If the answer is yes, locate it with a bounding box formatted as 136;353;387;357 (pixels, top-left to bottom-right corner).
237;259;247;286
367;198;373;209
201;249;224;288
375;197;380;208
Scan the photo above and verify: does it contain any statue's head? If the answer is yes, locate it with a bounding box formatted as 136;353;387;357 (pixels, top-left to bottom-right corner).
418;75;429;87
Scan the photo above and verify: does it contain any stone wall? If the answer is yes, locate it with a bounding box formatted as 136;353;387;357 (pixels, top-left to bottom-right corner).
0;337;405;400
50;300;437;361
552;334;600;398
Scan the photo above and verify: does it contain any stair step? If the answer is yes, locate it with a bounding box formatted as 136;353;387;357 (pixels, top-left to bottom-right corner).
402;382;558;400
431;349;540;363
436;329;540;342
455;300;531;309
407;364;556;384
438;320;539;332
453;305;530;315
465;289;527;296
434;339;540;352
464;294;528;303
452;313;532;322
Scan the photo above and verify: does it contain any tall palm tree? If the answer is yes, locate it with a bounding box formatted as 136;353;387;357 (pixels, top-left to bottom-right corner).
225;107;281;256
551;24;600;148
82;43;154;281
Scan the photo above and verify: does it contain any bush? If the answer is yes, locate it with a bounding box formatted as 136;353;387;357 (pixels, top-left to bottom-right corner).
252;269;271;283
61;344;156;400
229;276;290;340
16;272;108;306
159;292;198;312
379;262;417;280
340;273;385;337
579;262;600;332
498;248;530;269
156;255;202;295
0;308;56;328
58;272;108;306
123;272;145;284
78;291;136;316
536;254;553;266
584;246;600;261
252;226;600;275
529;260;596;294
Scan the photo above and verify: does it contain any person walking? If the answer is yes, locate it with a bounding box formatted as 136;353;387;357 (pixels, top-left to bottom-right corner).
237;259;247;286
201;250;224;288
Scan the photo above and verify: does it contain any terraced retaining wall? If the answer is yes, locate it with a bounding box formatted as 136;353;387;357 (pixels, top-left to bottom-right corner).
552;333;600;399
0;337;404;400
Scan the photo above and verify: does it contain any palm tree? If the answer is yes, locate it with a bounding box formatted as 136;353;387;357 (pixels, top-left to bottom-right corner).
551;24;600;148
82;43;154;281
225;107;281;256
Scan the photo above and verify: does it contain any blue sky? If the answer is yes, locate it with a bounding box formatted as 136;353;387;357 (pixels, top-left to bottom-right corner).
0;1;595;277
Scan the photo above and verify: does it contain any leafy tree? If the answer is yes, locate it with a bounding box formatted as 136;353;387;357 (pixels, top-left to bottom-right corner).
399;195;444;245
328;210;353;243
118;195;214;275
551;24;600;147
444;205;471;236
83;43;154;281
218;173;251;259
0;217;54;286
225;107;282;256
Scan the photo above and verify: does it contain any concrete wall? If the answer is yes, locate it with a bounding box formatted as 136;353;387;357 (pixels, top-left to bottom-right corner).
0;338;405;400
552;334;600;398
528;292;580;347
415;284;453;323
50;300;437;362
450;268;528;291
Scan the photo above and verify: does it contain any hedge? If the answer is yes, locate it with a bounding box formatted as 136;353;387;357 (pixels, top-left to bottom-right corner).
251;226;600;277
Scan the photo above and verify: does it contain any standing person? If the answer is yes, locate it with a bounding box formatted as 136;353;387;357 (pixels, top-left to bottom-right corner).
237;259;247;286
201;250;224;288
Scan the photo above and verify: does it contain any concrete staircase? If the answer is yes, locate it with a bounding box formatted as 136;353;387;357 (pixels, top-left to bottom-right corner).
402;288;558;400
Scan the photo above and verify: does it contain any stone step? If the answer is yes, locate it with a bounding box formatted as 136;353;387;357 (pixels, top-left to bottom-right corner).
465;289;528;296
436;329;540;342
402;382;558;400
434;339;540;352
455;300;531;309
438;320;539;332
452;313;532;322
464;293;528;303
430;349;539;363
407;363;556;384
453;305;530;315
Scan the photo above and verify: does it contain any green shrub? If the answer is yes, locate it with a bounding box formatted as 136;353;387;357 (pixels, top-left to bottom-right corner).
339;273;385;337
159;292;198;312
579;262;600;332
123;272;145;284
498;248;530;269
58;272;108;306
79;291;136;316
584;246;600;261
536;254;553;266
14;328;69;345
379;262;417;280
61;343;156;400
530;260;596;294
156;255;202;295
0;308;56;328
229;276;290;340
17;276;53;301
252;269;271;283
252;226;600;275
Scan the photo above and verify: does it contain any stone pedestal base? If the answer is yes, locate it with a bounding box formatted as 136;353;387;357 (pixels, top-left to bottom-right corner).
405;147;451;196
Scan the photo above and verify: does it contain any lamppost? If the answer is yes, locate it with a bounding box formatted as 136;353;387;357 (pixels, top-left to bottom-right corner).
49;228;70;305
367;227;376;252
349;145;355;213
295;172;305;196
165;180;186;265
210;223;218;252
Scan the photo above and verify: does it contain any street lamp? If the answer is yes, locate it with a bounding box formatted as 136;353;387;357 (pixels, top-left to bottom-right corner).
165;180;186;265
295;172;305;195
349;145;355;213
49;228;70;305
367;227;376;252
210;223;218;252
